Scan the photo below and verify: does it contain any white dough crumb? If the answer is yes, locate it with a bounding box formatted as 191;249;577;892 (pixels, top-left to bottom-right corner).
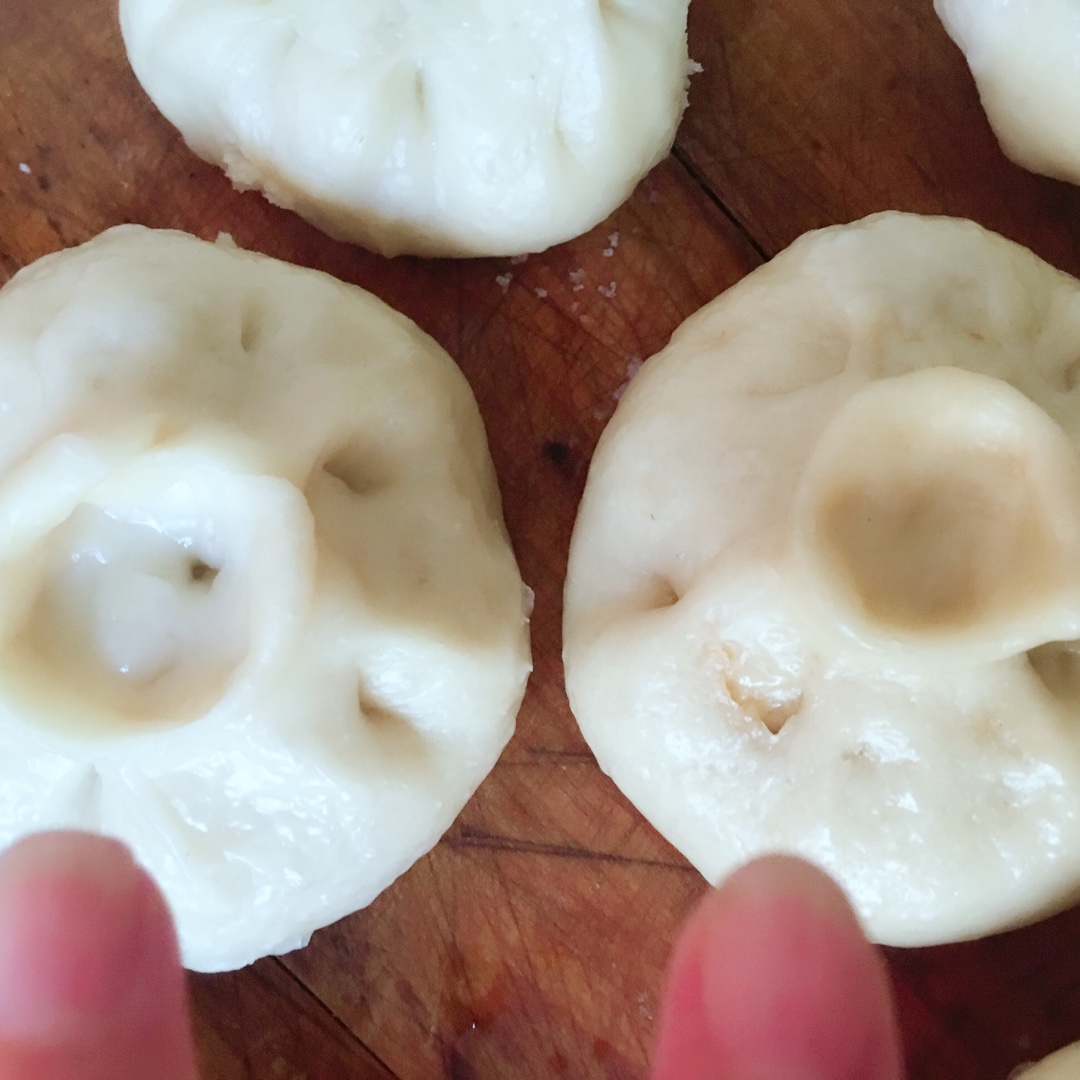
509;253;529;266
495;272;513;294
598;282;618;299
18;163;30;174
611;355;642;401
569;268;587;292
214;232;238;248
534;288;548;299
688;59;705;74
603;231;620;256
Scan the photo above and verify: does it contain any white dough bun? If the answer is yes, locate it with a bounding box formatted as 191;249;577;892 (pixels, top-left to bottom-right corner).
119;0;692;257
0;226;530;971
565;212;1080;947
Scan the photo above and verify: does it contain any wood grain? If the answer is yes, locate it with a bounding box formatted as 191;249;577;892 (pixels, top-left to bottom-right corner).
3;1;1080;1078
677;0;1080;271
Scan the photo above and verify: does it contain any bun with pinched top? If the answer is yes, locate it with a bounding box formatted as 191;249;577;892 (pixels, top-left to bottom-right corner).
120;0;692;257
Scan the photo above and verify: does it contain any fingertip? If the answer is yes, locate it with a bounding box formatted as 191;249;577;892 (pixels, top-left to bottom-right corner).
0;830;197;1080
652;855;904;1080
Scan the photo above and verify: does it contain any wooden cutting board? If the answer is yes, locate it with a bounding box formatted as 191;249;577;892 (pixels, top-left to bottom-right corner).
3;2;1080;1077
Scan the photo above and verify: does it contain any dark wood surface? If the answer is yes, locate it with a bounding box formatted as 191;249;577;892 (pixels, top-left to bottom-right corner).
2;2;1080;1077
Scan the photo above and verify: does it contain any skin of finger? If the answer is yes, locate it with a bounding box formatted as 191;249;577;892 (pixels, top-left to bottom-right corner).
651;855;905;1080
0;831;198;1080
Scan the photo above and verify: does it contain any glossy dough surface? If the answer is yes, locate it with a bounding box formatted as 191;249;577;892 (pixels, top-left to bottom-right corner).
564;212;1080;946
119;0;691;257
0;226;530;971
936;0;1080;183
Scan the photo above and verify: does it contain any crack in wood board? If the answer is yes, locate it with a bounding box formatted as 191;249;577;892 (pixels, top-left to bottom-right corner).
671;144;770;262
505;747;596;764
448;827;695;872
270;957;403;1080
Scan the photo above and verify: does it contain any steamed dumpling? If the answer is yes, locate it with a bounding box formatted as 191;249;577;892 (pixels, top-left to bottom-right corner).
119;0;692;257
565;212;1080;946
0;226;531;971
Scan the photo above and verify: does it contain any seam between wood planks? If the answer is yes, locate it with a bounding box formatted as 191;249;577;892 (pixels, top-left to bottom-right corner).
270;957;404;1080
671;144;770;263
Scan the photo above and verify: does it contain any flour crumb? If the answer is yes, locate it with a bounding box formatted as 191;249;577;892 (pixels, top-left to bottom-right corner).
569;268;587;292
688;59;705;74
534;287;548;299
612;355;643;402
495;272;513;294
18;163;30;174
509;253;529;266
603;231;620;257
598;281;617;299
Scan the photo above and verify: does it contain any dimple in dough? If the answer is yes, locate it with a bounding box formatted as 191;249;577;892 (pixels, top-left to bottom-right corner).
935;0;1080;184
119;0;692;258
564;212;1080;947
0;226;531;972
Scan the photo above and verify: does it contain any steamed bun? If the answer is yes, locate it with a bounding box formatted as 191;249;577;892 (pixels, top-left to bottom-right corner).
936;0;1080;184
120;0;692;257
565;212;1080;946
0;226;530;971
